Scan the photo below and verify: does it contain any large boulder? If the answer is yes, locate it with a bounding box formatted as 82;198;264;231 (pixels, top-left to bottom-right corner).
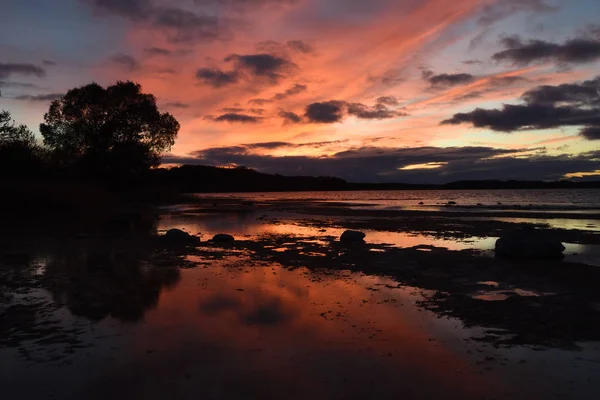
162;229;200;245
495;230;565;260
340;230;366;243
212;234;235;243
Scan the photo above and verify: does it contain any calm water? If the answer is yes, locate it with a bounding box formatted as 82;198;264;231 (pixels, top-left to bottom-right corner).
2;246;600;400
2;194;600;399
194;189;600;212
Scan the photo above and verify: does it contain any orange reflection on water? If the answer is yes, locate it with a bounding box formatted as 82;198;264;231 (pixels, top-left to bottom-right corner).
158;212;495;250
113;261;505;399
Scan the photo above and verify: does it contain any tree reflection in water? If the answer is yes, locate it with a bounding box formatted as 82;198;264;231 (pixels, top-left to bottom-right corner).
0;213;182;349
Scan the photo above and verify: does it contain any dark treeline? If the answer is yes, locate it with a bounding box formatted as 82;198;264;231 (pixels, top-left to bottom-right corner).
155;165;600;193
154;165;348;193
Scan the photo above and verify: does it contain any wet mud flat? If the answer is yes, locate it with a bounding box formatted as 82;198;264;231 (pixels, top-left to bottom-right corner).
1;199;600;399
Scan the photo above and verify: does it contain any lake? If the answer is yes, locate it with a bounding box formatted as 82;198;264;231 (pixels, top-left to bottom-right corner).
1;189;600;399
192;188;600;211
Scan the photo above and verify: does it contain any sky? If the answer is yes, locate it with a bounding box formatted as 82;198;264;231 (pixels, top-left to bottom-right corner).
1;0;600;183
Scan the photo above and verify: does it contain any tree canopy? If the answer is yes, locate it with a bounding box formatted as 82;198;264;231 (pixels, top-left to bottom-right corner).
1;92;41;175
40;81;179;177
1;92;35;147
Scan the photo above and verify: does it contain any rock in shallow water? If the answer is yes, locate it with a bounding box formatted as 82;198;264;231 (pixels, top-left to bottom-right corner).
495;230;565;260
162;229;200;245
340;230;366;242
212;234;235;242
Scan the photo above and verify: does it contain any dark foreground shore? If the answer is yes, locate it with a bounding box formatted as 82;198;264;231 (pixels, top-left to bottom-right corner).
1;197;600;399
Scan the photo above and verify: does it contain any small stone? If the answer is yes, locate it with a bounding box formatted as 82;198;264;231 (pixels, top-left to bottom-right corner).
340;230;366;242
161;229;199;245
212;234;235;242
495;229;565;260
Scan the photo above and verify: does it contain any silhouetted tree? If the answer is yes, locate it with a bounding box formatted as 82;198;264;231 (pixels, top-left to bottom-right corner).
40;81;179;180
1;92;43;175
1;92;35;147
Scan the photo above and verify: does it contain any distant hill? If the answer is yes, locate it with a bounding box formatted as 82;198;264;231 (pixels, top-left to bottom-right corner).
152;165;600;192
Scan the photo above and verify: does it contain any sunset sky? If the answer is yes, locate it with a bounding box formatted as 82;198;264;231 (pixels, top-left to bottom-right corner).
1;0;600;183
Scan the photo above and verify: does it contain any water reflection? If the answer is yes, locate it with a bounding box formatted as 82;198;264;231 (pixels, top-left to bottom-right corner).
3;216;600;399
44;247;180;322
158;211;496;251
81;264;502;400
0;217;182;353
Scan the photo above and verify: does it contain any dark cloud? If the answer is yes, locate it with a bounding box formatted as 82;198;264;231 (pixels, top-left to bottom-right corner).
82;1;231;44
225;53;297;82
425;71;476;88
163;145;600;183
304;100;404;123
462;59;483;65
477;0;557;26
241;140;346;150
80;0;149;19
304;101;346;123
581;127;600;140
14;93;63;102
245;142;290;149
109;54;140;71
278;110;303;124
43;60;56;66
346;102;405;120
492;35;600;66
221;107;265;114
0;63;46;79
521;77;600;106
144;47;172;56
152;7;230;44
196;68;239;87
287;40;315;54
248;98;272;106
197;53;297;88
443;103;600;131
214;113;262;123
442;76;600;140
376;96;399;106
165;101;190;109
273;83;307;100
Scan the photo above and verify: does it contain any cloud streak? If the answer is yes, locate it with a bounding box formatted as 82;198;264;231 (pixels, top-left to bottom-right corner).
0;63;46;79
14;93;63;102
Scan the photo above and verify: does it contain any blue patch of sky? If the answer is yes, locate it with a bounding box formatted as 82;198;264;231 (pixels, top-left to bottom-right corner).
0;0;130;66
